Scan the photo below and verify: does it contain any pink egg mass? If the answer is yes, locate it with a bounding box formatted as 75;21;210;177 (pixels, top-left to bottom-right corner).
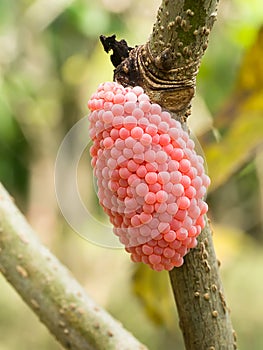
88;81;210;271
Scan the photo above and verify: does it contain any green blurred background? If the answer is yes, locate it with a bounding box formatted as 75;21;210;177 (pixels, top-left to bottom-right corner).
1;0;263;349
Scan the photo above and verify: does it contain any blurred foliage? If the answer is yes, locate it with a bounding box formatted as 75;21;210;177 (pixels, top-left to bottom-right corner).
0;0;263;349
203;26;263;192
132;264;177;330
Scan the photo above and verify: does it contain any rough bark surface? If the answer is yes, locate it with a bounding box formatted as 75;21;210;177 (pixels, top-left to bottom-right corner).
103;0;237;349
0;184;148;350
0;1;237;349
169;220;237;349
114;0;218;117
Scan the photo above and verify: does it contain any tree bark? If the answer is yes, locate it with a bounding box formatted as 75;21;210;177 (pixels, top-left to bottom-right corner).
111;0;237;348
115;0;218;117
169;220;237;349
0;183;148;350
0;1;237;349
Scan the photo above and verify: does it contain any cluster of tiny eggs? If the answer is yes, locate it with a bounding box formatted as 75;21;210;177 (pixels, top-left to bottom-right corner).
88;81;210;271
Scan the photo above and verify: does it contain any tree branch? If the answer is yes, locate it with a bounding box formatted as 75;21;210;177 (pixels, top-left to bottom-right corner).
169;219;237;349
0;183;148;350
103;0;237;348
114;0;218;116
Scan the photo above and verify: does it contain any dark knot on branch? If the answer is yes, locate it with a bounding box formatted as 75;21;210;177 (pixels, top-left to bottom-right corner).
100;34;133;68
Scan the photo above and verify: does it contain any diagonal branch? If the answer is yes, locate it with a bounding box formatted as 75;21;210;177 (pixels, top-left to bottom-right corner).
0;183;148;350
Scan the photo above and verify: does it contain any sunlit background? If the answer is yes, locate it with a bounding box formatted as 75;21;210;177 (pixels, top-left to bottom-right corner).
0;0;263;349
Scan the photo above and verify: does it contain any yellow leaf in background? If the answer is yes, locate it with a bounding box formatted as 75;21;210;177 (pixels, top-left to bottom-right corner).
212;223;253;265
132;264;177;331
62;54;90;85
214;25;263;130
206;110;263;191
236;26;263;92
202;25;263;191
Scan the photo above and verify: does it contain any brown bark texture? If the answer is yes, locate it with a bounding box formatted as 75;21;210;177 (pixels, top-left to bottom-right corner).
104;0;237;349
0;1;237;349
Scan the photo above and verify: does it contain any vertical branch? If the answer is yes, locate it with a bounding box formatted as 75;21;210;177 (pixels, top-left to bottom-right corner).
115;0;218;116
109;0;237;348
169;220;237;349
0;1;237;349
